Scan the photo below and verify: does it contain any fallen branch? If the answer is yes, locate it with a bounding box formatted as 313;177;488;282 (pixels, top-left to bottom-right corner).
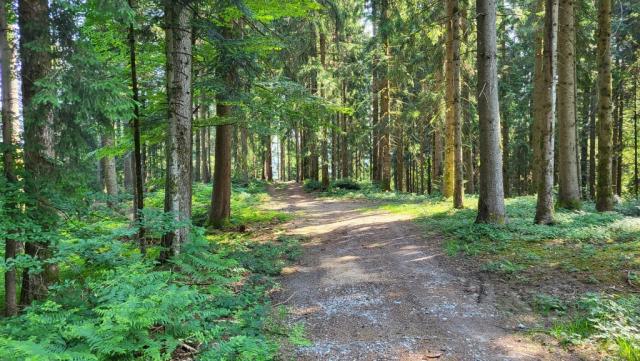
273;291;297;306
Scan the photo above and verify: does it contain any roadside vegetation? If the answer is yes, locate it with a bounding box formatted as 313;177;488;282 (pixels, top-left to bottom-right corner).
0;181;304;360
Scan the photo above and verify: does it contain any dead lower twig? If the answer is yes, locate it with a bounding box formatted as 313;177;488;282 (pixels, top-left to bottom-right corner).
274;291;297;306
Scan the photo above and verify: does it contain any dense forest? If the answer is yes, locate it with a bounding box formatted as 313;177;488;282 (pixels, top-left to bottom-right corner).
1;0;639;360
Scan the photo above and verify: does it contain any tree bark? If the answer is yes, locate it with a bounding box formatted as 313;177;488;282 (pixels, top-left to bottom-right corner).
533;0;558;225
595;0;614;211
1;0;19;316
371;1;380;184
101;128;119;207
634;77;638;199
445;0;464;207
18;0;58;305
195;128;201;182
432;125;443;190
263;135;273;181
379;0;391;191
557;0;580;209
616;83;623;195
239;126;249;184
443;0;457;200
475;0;506;224
589;90;597;199
161;1;192;260
128;5;145;252
208;104;232;228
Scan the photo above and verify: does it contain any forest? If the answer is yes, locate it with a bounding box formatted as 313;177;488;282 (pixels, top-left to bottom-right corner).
0;0;639;360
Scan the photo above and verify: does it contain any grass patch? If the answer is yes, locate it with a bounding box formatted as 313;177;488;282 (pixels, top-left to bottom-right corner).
551;294;640;359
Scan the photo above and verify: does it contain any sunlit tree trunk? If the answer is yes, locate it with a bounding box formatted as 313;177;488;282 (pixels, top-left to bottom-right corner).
432;125;443;190
557;0;580;209
319;31;330;188
341;82;349;179
533;0;558;225
1;0;19;316
263;135;273;181
379;0;391;191
161;1;192;260
595;0;614;211
475;0;506;224
371;0;380;184
18;0;58;305
207;23;236;229
208;102;233;228
445;0;464;207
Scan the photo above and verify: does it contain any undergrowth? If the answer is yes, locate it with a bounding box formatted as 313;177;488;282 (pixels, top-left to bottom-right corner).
0;181;303;360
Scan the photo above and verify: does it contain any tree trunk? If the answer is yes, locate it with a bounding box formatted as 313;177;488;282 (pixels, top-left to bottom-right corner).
557;0;580;209
295;127;301;182
595;0;614;211
208;105;233;228
280;136;286;181
263;135;273;181
396;133;404;191
195;128;201;182
533;0;558;225
379;0;391;191
634;77;638;199
161;1;192;260
101;129;119;207
18;0;58;305
616;85;623;195
239;126;249;184
531;0;544;191
201;107;211;184
612;88;619;194
475;0;506;224
500;6;510;199
432;125;443;190
124;153;133;191
371;1;380;184
580;87;590;199
589;91;597;199
341;83;349;179
1;0;19;316
445;0;464;207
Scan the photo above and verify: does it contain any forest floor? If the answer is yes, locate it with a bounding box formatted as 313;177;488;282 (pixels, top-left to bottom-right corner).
268;183;586;361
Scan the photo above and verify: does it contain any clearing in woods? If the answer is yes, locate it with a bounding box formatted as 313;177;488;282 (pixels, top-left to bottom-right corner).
268;183;577;361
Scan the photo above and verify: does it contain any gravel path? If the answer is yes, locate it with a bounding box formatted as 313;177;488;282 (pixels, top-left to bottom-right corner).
270;184;577;361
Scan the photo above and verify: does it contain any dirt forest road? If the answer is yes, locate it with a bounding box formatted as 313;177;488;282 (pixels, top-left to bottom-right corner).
268;184;578;361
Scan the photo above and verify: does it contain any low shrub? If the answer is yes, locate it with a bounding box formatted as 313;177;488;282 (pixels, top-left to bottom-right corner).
332;178;361;190
303;179;323;192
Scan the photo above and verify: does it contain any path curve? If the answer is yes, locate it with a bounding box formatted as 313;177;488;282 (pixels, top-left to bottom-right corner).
269;184;575;361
